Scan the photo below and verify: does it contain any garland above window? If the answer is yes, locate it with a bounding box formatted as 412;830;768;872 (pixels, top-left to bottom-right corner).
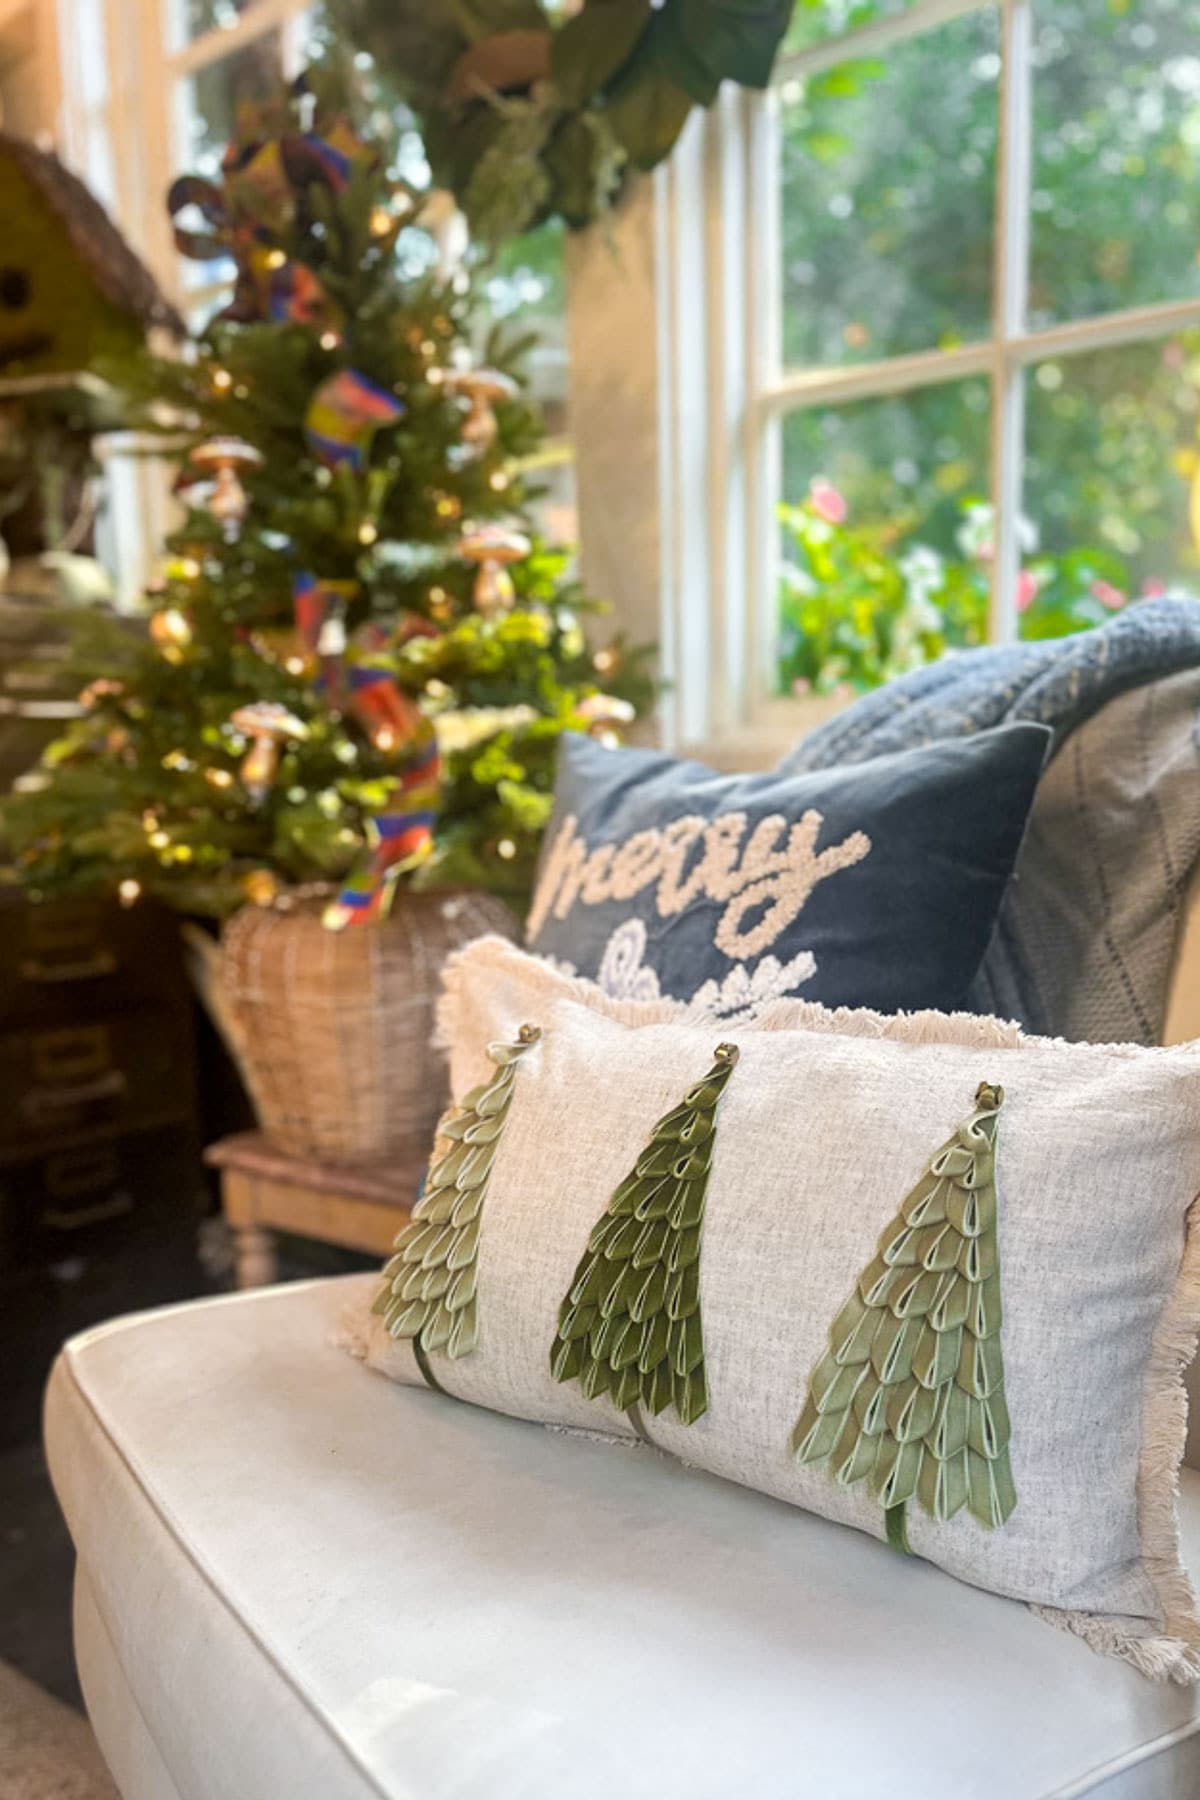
334;0;794;242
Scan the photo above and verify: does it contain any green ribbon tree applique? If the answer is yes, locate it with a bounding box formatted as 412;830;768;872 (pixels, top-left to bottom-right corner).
792;1081;1015;1553
373;1024;541;1370
550;1041;739;1428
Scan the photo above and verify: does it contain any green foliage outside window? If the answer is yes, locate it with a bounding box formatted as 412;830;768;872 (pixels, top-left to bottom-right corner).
776;0;1200;691
778;487;1156;697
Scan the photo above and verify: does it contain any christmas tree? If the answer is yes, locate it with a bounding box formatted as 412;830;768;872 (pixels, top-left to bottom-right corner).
373;1023;540;1364
551;1042;739;1426
792;1082;1015;1552
3;59;648;925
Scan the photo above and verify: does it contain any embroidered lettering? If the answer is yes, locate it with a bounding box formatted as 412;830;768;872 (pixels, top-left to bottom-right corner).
532;806;873;962
656;816;708;916
579;843;616;905
714;812;871;958
697;812;750;903
527;814;587;938
608;830;664;901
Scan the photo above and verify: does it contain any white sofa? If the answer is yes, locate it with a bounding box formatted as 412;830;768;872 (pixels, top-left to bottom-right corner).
42;879;1200;1800
42;1274;1200;1800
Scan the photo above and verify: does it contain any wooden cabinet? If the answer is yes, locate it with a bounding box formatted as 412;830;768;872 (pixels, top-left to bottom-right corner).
0;890;201;1275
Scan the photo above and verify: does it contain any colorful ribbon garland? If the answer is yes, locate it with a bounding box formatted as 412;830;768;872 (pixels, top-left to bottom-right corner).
166;116;373;328
292;575;442;930
303;370;404;472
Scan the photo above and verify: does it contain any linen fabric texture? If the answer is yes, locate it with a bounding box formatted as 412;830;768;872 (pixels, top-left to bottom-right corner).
525;723;1051;1021
969;667;1200;1044
360;937;1200;1681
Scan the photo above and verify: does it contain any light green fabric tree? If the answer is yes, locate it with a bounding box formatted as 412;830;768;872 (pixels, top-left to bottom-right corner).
373;1024;540;1366
550;1042;739;1427
792;1081;1015;1552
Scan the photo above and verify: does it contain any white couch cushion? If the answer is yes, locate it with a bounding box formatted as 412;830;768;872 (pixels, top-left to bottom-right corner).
45;1277;1200;1800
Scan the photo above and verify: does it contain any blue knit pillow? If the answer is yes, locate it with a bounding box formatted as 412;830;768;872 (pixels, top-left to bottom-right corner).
526;725;1050;1021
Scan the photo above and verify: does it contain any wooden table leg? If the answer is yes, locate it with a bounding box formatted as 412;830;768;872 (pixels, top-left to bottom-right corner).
233;1222;276;1290
221;1167;278;1289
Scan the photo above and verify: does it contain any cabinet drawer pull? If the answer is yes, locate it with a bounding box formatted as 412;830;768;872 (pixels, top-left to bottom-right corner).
20;951;117;983
32;1026;112;1083
21;1070;127;1120
45;1145;121;1197
42;1193;133;1232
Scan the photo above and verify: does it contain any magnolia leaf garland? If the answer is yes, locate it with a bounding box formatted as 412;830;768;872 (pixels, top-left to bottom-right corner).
792;1081;1016;1552
550;1042;739;1426
338;0;795;237
373;1024;541;1362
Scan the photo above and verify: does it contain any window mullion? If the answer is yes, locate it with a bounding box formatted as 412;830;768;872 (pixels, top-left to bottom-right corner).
745;86;782;720
990;0;1033;645
166;0;306;78
773;0;988;85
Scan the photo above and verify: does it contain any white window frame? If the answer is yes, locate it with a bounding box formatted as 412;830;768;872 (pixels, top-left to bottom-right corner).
569;0;1200;762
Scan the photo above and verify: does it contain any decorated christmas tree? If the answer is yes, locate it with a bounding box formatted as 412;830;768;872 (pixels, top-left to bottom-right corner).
551;1042;739;1426
3;59;648;926
792;1081;1015;1552
374;1023;541;1363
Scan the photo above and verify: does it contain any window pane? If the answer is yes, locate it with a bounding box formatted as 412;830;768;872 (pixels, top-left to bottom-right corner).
782;0;915;56
75;0;109;108
1018;335;1200;639
777;378;991;694
780;9;999;369
83;118;118;213
1029;0;1200;327
486;220;577;546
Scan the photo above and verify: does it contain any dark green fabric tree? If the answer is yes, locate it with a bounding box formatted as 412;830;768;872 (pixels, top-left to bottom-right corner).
550;1042;738;1427
792;1081;1015;1553
374;1025;540;1365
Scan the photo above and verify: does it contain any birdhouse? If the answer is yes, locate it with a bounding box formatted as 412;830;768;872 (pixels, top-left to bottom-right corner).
0;131;182;378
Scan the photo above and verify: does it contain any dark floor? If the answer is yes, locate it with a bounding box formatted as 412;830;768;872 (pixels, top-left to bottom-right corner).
0;1439;82;1708
0;1220;374;1712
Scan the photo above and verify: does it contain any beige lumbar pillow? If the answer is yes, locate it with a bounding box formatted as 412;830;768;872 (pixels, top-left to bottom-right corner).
357;935;1200;1681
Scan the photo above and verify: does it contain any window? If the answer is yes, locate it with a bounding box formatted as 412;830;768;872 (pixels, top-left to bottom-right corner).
763;0;1200;694
559;0;1200;759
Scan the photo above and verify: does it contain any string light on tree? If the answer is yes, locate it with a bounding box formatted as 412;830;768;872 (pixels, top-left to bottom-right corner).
149;607;193;662
242;868;279;906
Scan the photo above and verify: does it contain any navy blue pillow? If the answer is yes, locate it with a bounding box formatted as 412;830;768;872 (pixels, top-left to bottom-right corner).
527;725;1051;1021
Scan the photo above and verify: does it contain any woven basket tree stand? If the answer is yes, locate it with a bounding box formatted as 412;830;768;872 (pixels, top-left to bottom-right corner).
217;889;518;1166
